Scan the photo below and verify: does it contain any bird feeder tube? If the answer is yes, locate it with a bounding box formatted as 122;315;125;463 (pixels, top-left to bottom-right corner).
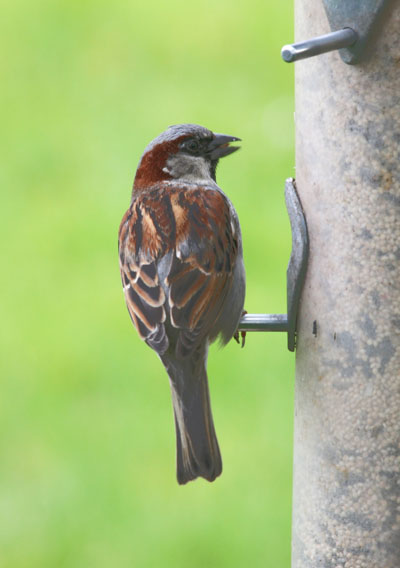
291;1;400;566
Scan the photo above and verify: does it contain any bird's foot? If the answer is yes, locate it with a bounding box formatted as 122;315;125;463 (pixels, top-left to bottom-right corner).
234;310;247;348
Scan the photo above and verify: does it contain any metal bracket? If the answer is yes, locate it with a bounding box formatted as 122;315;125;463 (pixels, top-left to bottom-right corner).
281;0;392;64
238;179;309;352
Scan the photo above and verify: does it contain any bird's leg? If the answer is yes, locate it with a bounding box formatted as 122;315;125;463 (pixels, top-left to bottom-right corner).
234;310;247;348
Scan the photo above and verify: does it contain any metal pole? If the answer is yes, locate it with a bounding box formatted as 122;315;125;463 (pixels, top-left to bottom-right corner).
292;2;400;567
239;313;288;332
281;28;357;62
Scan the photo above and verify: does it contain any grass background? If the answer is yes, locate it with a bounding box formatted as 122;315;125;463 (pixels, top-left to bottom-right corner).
1;1;294;566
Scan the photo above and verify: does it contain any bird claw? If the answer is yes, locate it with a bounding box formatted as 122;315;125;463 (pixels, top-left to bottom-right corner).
234;310;247;348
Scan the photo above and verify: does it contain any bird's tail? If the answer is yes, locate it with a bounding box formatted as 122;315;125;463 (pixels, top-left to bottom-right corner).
162;354;222;485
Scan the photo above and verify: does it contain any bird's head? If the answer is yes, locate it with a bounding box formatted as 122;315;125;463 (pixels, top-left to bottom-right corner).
133;124;240;190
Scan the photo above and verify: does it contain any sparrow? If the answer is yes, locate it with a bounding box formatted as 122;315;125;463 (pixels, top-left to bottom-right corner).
118;124;245;484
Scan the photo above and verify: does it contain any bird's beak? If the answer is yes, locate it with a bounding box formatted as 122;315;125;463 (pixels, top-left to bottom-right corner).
207;133;241;160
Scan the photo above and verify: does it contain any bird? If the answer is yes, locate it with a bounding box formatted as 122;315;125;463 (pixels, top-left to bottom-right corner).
118;124;245;484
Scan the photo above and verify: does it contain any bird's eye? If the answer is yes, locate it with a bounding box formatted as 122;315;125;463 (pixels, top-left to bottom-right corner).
186;139;200;153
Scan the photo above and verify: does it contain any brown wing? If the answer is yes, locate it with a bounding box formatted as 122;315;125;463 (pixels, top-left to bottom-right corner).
118;185;239;357
118;198;169;354
167;188;239;355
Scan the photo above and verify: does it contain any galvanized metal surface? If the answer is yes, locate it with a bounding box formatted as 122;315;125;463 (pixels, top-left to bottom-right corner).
323;0;394;63
292;1;400;565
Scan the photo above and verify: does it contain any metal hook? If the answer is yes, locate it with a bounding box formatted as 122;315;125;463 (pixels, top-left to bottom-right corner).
238;179;309;352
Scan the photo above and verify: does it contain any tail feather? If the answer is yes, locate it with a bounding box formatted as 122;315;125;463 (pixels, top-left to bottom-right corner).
163;355;222;484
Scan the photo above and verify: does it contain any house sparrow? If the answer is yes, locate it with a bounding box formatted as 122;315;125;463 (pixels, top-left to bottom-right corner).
118;124;245;484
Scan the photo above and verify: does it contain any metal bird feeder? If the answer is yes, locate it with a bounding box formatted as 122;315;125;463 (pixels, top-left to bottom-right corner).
271;0;400;566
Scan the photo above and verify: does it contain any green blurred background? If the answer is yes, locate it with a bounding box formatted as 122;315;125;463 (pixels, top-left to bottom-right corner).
1;1;294;566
